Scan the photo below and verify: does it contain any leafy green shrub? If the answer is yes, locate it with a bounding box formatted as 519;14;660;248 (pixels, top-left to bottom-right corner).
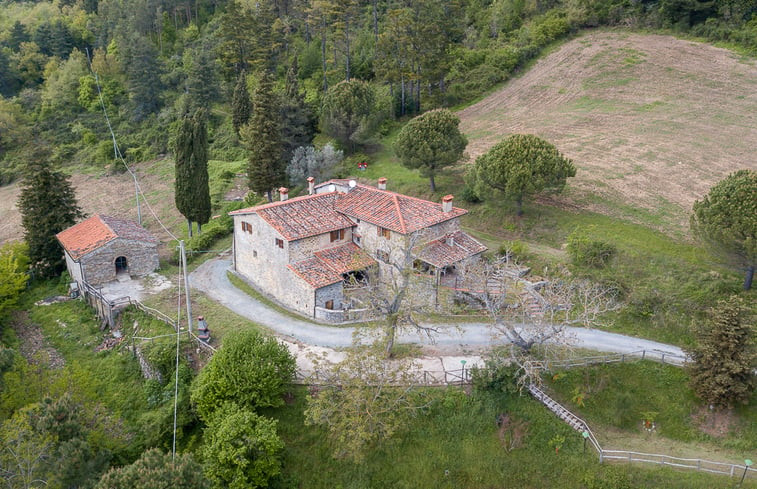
471;353;519;394
190;329;296;421
566;227;617;268
498;240;529;259
460;182;481;203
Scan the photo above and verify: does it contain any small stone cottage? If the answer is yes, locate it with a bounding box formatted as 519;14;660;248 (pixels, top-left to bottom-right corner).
56;214;159;287
230;178;487;321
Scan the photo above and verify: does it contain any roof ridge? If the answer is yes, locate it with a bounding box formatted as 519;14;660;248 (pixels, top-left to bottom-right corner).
96;214;118;237
230;192;337;215
392;193;407;234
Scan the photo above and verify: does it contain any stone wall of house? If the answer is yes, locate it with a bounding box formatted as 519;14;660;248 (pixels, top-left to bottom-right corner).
315;282;343;309
233;214;315;316
79;238;159;285
289;227;353;262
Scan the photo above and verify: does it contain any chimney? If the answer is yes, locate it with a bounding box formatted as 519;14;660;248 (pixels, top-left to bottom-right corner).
445;234;455;247
307;176;315;195
377;177;387;190
279;187;289;201
442;194;454;213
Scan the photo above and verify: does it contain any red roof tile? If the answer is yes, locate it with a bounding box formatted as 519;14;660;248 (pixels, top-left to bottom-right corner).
335;185;467;234
288;243;376;289
230;192;355;241
414;231;487;268
56;215;158;260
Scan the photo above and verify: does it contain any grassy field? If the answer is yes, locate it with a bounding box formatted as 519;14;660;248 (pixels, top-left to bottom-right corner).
265;386;755;489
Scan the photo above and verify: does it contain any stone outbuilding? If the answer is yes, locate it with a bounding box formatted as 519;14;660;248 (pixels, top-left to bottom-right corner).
56;214;159;286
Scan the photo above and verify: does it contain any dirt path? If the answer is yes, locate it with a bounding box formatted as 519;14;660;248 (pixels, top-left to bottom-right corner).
9;311;65;369
459;31;757;232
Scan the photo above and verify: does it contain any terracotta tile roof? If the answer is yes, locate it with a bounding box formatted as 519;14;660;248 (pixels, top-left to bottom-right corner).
229;192;355;241
56;214;158;260
314;243;376;275
288;243;376;289
335;185;467;234
414;231;487;268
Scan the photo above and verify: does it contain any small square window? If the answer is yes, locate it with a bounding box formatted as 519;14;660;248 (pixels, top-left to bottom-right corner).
378;227;390;239
253;250;257;257
275;238;284;249
330;229;345;242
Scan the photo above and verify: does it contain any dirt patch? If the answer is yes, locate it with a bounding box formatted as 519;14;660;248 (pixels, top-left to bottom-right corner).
459;31;757;233
691;405;737;438
10;311;66;369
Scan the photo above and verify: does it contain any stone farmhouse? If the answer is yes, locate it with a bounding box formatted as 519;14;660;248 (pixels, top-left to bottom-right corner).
56;214;159;287
230;178;487;322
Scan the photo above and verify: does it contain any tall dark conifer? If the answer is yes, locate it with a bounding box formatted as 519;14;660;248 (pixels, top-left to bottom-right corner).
241;72;284;202
280;60;316;165
18;153;83;278
174;108;210;236
231;72;252;137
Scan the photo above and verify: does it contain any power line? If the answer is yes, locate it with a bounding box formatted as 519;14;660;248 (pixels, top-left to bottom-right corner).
84;48;179;243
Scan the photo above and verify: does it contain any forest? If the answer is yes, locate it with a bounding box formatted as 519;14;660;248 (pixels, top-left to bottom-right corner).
1;0;756;185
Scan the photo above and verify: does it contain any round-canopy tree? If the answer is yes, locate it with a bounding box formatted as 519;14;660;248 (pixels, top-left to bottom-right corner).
467;134;575;215
691;169;756;290
201;403;283;489
190;328;296;421
394;109;467;191
320;79;376;153
95;448;209;489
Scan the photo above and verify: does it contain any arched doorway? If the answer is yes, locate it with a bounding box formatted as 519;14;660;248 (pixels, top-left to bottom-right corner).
115;256;128;272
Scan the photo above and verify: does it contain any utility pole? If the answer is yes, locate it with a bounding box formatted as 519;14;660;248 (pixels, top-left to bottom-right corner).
179;240;193;335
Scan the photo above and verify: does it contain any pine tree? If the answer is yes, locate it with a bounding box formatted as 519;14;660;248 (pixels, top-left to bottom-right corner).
686;296;755;408
18;153;83;279
173;107;211;236
280;61;316;165
241;71;285;202
231;72;252;136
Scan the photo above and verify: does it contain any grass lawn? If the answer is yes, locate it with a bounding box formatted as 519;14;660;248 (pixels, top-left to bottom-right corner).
544;361;757;455
265;387;754;489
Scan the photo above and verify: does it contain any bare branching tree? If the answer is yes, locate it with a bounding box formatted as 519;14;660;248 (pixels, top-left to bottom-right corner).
457;255;620;385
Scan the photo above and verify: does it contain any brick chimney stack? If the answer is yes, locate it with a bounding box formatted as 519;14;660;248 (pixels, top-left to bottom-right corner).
442;194;454;213
307;177;315;195
377;177;387;190
279;187;289;201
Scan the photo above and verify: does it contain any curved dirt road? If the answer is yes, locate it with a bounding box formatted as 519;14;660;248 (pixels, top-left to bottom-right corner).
190;259;685;362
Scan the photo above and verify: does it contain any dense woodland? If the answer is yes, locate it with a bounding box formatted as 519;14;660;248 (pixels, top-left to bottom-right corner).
1;0;756;487
1;0;757;184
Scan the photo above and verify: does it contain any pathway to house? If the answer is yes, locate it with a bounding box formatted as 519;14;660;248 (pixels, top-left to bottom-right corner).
190;259;685;372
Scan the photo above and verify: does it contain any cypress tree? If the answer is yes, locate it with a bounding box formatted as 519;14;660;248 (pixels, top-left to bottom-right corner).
231;72;252;137
18;153;83;279
241;72;284;202
173;107;211;236
189;109;211;234
280;60;316;165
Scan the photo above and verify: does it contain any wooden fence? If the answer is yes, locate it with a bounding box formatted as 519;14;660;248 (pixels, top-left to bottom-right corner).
527;383;755;481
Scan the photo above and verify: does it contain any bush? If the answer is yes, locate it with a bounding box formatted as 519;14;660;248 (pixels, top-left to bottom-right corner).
566;227;617;269
190;329;296;421
471;351;520;394
498;240;529;260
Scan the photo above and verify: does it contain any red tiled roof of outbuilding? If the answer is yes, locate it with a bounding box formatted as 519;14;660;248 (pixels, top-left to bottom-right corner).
414;231;487;268
288;243;376;289
56;214;158;260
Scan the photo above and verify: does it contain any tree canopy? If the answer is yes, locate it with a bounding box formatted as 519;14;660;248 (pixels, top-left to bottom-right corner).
190;328;296;421
467;134;575;215
17;156;83;278
691;169;756;290
201;403;283;489
95;448;209;489
0;242;29;321
394;109;467;191
686;295;755;408
320;79;378;153
241;72;285;202
173;107;211;237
